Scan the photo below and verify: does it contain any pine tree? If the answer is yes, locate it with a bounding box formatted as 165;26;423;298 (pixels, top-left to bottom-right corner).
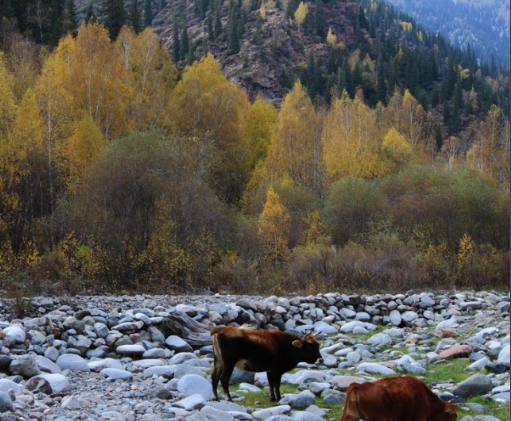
180;25;189;60
85;2;97;24
207;12;214;40
105;0;127;39
129;0;142;33
313;0;326;39
214;0;222;38
376;54;387;104
226;1;239;55
173;24;180;62
144;0;153;27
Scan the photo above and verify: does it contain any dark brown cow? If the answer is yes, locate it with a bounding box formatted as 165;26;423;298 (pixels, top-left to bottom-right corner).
340;376;458;421
211;326;321;402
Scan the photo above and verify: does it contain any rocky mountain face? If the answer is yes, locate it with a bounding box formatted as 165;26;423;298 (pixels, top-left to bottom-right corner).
151;0;369;104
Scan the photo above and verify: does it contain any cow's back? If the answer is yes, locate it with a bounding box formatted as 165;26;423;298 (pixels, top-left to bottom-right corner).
344;377;432;421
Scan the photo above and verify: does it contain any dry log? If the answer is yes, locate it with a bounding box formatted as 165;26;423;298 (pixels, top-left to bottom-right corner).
158;311;212;346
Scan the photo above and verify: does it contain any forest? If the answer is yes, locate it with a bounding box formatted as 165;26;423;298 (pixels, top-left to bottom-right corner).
0;3;509;296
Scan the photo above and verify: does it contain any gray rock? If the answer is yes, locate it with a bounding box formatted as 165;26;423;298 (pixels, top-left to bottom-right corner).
1;326;26;344
165;335;193;352
0;379;21;396
44;346;59;362
330;375;365;391
291;412;324;421
100;368;133;380
279;390;315;409
497;345;510;367
9;355;41;378
231;367;255;385
35;355;61;373
401;311;418;323
56;354;90;372
116;344;146;356
0;355;12;371
188;405;235;421
0;391;14;413
356;363;395;375
177;374;212;400
60;396;82;410
453;374;493;398
28;373;69;393
88;358;124;372
252;405;291;420
172;394;206;410
367;333;392;347
389;310;402;326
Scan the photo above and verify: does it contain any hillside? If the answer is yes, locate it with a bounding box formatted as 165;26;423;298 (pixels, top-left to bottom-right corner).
386;0;510;69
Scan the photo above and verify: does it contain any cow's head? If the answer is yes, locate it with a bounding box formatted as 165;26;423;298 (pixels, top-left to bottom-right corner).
292;334;321;363
433;403;457;421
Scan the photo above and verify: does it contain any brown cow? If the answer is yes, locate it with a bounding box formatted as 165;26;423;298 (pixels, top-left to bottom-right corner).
340;376;457;421
211;326;321;402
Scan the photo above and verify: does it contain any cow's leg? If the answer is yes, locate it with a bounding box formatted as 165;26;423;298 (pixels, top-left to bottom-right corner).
220;364;235;401
274;372;283;402
267;372;276;402
211;363;222;401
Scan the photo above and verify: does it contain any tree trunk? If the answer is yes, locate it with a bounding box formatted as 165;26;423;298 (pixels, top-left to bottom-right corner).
158;311;212;346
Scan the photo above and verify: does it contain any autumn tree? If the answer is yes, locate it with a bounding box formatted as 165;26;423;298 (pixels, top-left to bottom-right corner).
169;54;250;202
258;187;290;264
381;127;412;173
265;81;323;192
116;27;178;132
323;90;384;182
294;1;308;26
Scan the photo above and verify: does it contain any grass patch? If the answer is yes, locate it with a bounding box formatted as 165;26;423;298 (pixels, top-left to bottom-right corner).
424;358;474;385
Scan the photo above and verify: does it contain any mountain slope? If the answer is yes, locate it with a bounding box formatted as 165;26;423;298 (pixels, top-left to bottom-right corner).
385;0;510;69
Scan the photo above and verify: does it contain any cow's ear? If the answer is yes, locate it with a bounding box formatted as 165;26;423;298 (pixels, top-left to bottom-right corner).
292;339;304;348
304;334;316;344
445;403;457;414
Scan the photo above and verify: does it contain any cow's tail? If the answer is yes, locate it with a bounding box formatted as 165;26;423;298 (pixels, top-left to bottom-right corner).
211;331;223;369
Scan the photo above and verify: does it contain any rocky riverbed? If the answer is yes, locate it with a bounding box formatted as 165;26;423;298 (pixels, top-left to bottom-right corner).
0;291;509;421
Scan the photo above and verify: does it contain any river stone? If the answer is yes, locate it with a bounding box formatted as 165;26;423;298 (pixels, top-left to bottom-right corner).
0;379;21;396
401;311;418;323
438;345;472;360
35;356;61;374
116;344;146;356
88;358;124;372
253;405;291;420
44;347;59;362
389;310;402;326
230;367;255;384
9;355;41;378
292;412;325;421
368;333;392;347
468;357;490;371
340;321;365;333
330;375;365;391
357;363;395;375
100;368;133;380
177;374;213;400
1;326;26;344
188;405;235;421
497;344;510;367
56;354;90;372
453;374;494;398
61;396;81;410
352;326;369;335
165;335;193;353
0;355;12;371
172;394;206;410
279;390;315;409
0;391;14;413
28;373;69;394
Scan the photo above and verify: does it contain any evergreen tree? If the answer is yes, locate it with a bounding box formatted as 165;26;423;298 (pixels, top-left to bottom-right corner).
214;0;222;38
173;23;180;62
105;0;127;39
313;0;326;39
63;0;78;35
144;0;153;27
144;0;152;27
130;0;142;33
376;54;387;104
180;25;189;59
208;12;214;40
160;0;166;10
85;2;97;24
226;1;239;55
